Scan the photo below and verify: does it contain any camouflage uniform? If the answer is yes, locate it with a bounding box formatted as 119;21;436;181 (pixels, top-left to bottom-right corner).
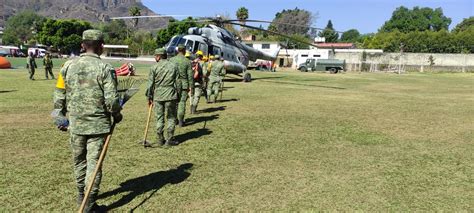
53;30;121;211
26;54;37;80
146;49;179;142
43;54;54;79
170;50;193;124
191;59;205;113
207;57;226;103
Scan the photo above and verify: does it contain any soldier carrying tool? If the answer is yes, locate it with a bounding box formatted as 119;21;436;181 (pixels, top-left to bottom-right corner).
146;48;180;146
53;29;122;212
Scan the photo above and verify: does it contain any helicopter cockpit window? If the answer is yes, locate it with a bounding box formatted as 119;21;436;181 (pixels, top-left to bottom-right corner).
185;40;194;52
178;38;187;46
169;36;180;46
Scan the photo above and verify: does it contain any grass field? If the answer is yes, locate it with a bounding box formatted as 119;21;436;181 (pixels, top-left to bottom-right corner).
1;59;473;211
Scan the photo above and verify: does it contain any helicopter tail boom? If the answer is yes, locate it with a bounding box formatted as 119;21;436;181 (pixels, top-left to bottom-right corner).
224;60;247;74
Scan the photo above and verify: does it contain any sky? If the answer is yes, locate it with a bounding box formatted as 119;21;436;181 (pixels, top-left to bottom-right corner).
142;0;473;34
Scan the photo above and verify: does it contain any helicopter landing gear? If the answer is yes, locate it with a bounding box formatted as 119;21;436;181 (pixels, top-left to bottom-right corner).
243;72;252;82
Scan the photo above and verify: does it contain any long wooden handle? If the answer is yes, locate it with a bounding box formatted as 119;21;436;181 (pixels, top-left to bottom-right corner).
143;104;153;141
78;123;116;213
220;79;224;100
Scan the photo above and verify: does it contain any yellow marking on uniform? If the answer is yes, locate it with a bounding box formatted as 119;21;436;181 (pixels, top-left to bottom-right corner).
56;73;65;89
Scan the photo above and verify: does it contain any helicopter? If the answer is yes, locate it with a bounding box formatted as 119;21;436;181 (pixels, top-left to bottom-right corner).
111;15;325;82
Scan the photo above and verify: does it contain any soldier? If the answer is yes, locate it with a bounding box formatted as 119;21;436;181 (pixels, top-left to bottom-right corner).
53;29;122;212
26;52;37;80
43;52;55;79
146;48;180;146
170;44;193;127
190;51;205;114
206;55;226;103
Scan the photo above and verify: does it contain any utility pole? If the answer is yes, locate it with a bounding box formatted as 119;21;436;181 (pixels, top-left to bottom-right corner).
398;42;404;75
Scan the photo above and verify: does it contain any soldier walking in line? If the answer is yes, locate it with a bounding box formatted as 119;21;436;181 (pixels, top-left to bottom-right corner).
206;55;226;103
53;29;122;212
170;44;193;127
190;51;206;114
146;48;180;146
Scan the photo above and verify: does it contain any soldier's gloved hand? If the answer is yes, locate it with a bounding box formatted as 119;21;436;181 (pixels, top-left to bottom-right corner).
112;112;123;124
148;99;153;107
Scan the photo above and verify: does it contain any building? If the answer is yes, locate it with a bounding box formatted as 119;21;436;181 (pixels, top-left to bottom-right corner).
102;44;129;58
243;41;332;68
244;41;280;54
315;42;355;49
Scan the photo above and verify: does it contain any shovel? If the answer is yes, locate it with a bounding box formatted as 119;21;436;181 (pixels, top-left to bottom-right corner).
79;122;116;212
139;104;153;148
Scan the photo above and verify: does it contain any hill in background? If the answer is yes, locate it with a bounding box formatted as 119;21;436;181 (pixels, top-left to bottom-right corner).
1;0;169;30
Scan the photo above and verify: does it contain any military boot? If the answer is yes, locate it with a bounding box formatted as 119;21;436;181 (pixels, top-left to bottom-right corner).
88;203;107;213
190;105;196;114
156;133;165;146
178;119;184;127
76;188;84;206
165;137;179;147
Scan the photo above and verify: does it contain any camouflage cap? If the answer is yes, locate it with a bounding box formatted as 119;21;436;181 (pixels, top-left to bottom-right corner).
154;48;166;55
177;44;185;50
82;29;104;41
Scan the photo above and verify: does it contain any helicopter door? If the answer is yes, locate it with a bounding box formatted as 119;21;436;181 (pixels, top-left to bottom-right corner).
198;43;208;56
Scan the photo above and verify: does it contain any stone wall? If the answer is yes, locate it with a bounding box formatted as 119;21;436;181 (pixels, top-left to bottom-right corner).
335;52;474;72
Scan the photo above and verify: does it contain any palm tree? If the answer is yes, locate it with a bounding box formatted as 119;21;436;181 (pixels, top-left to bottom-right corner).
129;6;141;29
236;7;249;35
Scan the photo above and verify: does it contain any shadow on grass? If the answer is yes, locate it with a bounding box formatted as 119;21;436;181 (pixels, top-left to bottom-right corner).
218;98;239;103
99;163;193;211
261;80;346;90
176;128;213;145
186;114;220;126
198;106;226;114
224;76;284;82
252;76;284;81
223;78;244;82
0;90;18;93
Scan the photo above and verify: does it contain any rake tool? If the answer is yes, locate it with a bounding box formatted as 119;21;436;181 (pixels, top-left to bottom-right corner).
78;77;144;213
139;104;154;148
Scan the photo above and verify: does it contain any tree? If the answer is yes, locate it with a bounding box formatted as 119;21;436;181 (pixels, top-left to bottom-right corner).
236;7;249;36
269;8;313;35
280;34;312;49
236;7;249;23
318;20;338;42
452;16;474;33
360;29;473;53
340;29;360;42
380;6;451;33
101;20;129;44
37;19;92;54
3;11;45;45
128;6;141;29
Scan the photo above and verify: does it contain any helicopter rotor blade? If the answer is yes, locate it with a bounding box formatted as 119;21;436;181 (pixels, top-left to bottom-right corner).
110;15;189;20
230;22;318;48
227;19;343;33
